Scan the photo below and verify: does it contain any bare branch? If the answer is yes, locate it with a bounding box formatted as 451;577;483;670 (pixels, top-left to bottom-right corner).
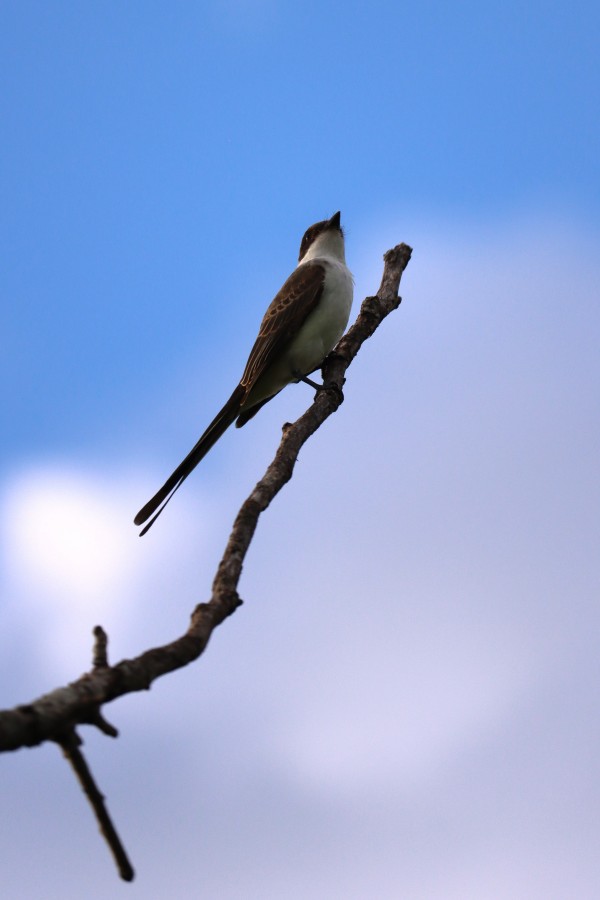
58;730;134;882
0;242;412;754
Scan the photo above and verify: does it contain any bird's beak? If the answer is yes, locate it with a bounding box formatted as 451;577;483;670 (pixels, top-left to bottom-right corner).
328;211;341;229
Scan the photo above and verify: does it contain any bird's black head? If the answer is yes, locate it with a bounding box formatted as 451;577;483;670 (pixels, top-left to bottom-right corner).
298;211;343;263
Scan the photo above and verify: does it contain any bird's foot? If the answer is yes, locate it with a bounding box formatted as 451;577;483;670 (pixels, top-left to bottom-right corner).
296;372;325;391
294;371;344;405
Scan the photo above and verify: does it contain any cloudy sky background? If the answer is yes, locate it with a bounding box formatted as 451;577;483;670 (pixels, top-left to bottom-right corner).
1;3;599;898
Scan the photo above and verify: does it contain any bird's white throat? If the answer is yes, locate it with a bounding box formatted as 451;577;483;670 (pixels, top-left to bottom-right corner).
299;228;346;265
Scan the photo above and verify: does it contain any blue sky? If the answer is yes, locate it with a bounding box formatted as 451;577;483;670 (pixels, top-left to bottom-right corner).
3;1;598;459
1;3;600;898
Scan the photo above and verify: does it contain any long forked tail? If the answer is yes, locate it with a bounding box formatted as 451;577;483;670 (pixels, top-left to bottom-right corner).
134;385;245;535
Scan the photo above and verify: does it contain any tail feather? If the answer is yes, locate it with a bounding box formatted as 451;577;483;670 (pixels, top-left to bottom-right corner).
134;385;245;534
235;394;277;428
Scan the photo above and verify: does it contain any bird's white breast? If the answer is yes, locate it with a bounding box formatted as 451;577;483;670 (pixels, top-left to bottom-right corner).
287;257;354;375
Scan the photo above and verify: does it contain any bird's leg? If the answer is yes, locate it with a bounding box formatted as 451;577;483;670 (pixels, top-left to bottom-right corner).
295;372;325;391
293;371;344;404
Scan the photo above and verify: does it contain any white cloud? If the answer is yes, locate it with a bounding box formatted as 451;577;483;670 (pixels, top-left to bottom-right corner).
271;614;539;796
3;467;135;607
0;464;219;682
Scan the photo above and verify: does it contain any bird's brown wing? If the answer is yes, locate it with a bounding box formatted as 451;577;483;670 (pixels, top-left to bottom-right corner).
240;262;325;390
134;263;326;534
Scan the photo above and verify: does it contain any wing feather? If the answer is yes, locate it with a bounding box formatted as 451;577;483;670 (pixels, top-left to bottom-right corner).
240;262;325;389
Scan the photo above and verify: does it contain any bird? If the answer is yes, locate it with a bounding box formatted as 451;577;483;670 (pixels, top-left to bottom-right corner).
134;211;353;535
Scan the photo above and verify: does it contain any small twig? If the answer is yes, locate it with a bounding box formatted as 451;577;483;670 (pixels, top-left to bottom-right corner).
92;626;109;669
58;730;134;882
89;708;119;738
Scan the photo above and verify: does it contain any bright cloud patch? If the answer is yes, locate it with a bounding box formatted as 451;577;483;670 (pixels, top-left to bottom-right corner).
0;466;152;678
4;468;133;603
3;467;135;610
0;463;216;680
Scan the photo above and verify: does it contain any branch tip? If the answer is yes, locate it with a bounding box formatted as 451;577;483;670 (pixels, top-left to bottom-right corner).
90;710;119;738
92;626;109;669
58;729;135;882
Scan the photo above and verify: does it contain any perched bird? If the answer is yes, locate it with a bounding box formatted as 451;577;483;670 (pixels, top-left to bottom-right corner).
134;211;353;535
